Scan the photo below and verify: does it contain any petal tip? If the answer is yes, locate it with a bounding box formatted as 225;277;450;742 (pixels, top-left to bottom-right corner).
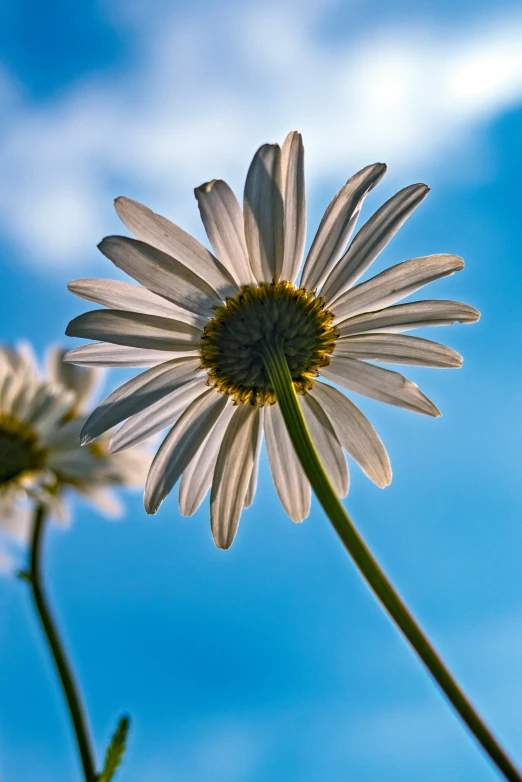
144;490;161;515
213;535;232;550
453;353;464;368
195;179;220;195
381;465;393;488
114;196;131;212
211;519;236;550
288;505;309;523
257;141;281;156
283;130;303;145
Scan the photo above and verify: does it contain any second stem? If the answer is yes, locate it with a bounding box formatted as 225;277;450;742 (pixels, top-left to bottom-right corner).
26;505;97;782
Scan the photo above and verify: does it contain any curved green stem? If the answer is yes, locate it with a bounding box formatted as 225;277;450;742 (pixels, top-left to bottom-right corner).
263;344;521;782
27;504;97;782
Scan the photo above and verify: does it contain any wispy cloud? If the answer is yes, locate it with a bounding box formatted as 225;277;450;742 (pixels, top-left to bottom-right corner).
132;718;266;782
1;2;522;271
124;609;522;781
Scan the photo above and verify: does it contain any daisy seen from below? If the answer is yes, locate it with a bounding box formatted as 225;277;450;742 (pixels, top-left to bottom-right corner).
65;131;478;549
64;131;522;781
0;343;147;550
0;342;148;782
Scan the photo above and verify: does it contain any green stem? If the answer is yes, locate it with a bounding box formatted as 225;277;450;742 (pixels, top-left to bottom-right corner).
26;504;97;782
263;344;521;782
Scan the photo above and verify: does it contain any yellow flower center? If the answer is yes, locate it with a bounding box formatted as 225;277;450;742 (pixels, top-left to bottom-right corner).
0;414;46;486
88;441;108;460
200;281;339;405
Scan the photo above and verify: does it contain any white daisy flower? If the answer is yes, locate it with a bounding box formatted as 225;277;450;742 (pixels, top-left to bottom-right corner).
0;343;149;544
65;131;479;550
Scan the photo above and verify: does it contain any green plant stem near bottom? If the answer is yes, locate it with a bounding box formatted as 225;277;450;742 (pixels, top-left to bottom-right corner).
263;343;521;782
25;505;97;782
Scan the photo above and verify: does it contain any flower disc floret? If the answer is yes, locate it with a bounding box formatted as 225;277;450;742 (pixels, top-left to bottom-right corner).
200;281;339;405
0;414;46;486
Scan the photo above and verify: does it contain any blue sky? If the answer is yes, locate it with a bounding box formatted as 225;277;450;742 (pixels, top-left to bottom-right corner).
1;0;522;780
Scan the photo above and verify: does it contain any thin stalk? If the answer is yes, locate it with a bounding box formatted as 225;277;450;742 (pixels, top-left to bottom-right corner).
263;343;521;782
26;504;97;782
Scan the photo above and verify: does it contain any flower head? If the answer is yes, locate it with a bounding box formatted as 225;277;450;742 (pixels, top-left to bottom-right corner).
65;132;479;549
0;343;149;549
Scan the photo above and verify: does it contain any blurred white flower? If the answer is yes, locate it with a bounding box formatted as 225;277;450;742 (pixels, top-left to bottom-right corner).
65;131;479;549
0;343;149;549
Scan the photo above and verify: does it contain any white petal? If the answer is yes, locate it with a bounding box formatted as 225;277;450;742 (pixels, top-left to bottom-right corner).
67;278;207;328
45;416;84;450
244;407;264;508
243;143;284;282
144;389;228;514
280;131;306;283
114;197;238;300
98;235;222;317
322;356;440;416
210;404;260;549
48;448;99;480
0;370;23;417
337;300;481;337
334;334;462;368
63;342;193;368
32;488;69;524
23;382;59;425
310;382;391;488
264;402;310;522
300;393;349;497
47;346;100;408
110;376;207;453
0;501;33;543
80;357;201;444
101;447;151;487
76;485;124;519
4;343;37;382
66;309;202;351
9;379;35;421
300;163;386;292
30;389;75;440
178;400;235;516
330;254;464;321
321;183;430;304
195;179;255;287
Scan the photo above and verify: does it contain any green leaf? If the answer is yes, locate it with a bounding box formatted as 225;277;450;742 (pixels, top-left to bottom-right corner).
97;715;130;782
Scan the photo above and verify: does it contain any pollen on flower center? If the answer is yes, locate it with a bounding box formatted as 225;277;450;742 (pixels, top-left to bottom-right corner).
200;281;339;405
0;414;46;486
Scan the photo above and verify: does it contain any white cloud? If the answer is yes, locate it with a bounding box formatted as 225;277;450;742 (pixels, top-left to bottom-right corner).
1;3;522;272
